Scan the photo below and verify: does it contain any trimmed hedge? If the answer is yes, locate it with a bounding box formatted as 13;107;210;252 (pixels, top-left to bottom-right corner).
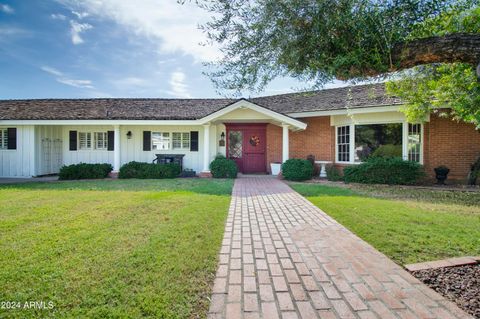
59;163;113;180
210;155;238;178
281;159;313;181
343;157;424;185
118;161;181;179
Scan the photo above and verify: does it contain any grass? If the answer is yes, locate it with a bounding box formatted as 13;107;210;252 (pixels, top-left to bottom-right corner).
290;183;480;265
0;178;233;318
1;178;233;195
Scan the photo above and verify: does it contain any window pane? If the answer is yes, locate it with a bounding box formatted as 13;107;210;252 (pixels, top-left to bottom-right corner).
354;124;402;162
337;126;350;162
228;131;242;158
172;133;182;149
152;132;170;150
182;133;190;149
95;132;107;149
408;124;421;162
0;129;6;149
79;132;92;150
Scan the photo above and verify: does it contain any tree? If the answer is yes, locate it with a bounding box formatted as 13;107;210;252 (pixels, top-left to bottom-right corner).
195;0;480;125
386;6;480;127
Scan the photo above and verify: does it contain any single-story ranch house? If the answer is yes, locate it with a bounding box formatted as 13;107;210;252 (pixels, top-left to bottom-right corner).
0;83;479;180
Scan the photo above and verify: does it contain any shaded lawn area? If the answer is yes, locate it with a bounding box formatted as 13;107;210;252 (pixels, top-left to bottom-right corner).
290;183;480;265
0;179;233;318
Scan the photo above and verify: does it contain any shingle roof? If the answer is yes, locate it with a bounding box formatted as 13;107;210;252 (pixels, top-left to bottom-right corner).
251;83;402;114
0;83;401;121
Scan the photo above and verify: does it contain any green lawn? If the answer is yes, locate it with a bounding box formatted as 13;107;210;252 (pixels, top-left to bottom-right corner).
0;179;233;319
290;183;480;265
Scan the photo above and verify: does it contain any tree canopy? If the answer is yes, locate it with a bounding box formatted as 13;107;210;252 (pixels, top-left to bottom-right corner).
196;0;480;126
386;6;480;127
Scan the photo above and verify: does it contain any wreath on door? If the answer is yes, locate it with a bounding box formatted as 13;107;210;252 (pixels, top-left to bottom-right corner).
249;135;260;146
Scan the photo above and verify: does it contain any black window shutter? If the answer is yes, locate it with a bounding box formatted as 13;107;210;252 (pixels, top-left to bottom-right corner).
69;131;77;151
143;131;151;151
107;131;114;151
7;128;16;150
190;131;199;152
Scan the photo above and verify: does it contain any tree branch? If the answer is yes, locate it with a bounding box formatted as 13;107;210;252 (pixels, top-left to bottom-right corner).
391;33;480;71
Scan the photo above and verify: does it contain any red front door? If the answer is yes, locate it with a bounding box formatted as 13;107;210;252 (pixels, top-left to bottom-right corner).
226;124;267;174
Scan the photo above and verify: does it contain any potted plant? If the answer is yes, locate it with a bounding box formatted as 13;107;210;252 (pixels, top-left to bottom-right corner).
434;165;450;185
270;162;282;176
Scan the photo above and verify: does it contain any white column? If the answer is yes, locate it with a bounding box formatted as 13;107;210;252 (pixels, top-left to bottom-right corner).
203;124;210;172
282;124;289;163
113;125;121;172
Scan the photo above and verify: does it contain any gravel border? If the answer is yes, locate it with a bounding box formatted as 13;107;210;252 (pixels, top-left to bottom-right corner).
411;264;480;318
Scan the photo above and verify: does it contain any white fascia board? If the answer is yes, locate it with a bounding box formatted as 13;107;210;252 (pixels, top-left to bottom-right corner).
287;104;403;118
199;99;307;130
0;120;201;126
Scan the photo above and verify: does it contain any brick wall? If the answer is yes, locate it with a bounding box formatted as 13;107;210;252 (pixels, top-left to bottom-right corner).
265;117;334;172
423;114;480;180
266;113;480;180
266;124;282;173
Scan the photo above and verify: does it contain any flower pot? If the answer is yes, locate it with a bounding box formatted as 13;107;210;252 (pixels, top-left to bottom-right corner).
434;166;449;185
270;163;281;176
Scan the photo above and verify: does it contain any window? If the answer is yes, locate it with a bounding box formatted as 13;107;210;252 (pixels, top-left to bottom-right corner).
408;124;422;162
152;132;170;150
95;132;108;150
228;131;243;159
337;126;350;162
172;132;190;149
354;123;402;162
0;128;7;150
78;132;92;150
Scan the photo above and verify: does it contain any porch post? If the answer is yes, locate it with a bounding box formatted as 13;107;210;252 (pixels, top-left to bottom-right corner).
113;125;121;172
203;123;210;172
282;124;289;163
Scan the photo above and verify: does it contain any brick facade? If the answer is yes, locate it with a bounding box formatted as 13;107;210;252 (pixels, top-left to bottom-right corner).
266;117;334;173
423;114;480;180
266;114;480;181
265;124;283;173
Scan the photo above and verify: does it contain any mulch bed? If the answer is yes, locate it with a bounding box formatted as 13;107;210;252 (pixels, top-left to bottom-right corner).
411;264;480;318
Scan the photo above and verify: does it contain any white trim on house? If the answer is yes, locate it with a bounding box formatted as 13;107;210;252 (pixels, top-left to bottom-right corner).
334;120;424;165
201;99;307;131
287;104;403;118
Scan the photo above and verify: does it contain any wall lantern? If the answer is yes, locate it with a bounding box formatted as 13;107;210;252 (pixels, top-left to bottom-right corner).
219;132;225;147
126;131;132;139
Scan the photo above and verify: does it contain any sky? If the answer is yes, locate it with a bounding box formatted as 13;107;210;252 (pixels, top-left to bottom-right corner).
0;0;349;100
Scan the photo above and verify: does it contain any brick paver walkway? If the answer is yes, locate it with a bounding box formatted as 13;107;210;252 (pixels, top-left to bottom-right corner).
208;177;471;319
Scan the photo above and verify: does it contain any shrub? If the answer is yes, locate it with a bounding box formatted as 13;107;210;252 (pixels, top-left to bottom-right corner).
209;155;238;178
282;159;313;181
343;157;424;185
59;163;113;180
468;156;480;185
370;144;402;158
326;165;343;181
118;161;181;179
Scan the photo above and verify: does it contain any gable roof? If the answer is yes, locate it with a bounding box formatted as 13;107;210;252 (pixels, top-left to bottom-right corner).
0;83;402;121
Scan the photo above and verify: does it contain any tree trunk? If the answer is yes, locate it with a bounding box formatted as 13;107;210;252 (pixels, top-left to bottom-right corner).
390;33;480;73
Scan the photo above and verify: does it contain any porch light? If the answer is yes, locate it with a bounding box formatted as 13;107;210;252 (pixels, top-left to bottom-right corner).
219;132;226;147
126;131;132;139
